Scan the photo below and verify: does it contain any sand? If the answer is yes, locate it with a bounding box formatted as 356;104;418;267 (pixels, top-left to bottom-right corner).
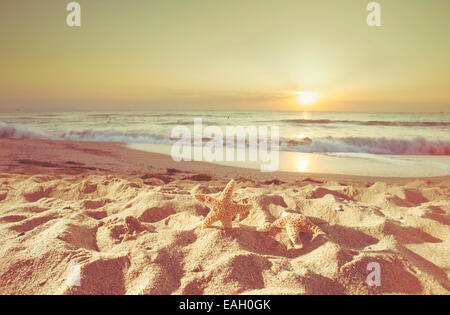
0;138;449;295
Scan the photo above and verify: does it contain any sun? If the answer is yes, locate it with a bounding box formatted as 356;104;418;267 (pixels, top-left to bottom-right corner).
296;91;319;106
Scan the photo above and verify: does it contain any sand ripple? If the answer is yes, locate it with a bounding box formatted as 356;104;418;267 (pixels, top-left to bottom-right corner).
0;172;449;294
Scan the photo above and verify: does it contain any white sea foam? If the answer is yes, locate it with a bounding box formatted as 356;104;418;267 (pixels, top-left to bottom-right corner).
0;123;48;140
1;110;449;156
1;122;449;155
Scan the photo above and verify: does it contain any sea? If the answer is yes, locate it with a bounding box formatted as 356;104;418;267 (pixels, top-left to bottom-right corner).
1;111;449;177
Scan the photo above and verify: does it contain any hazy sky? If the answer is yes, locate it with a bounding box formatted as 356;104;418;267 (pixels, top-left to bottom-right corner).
1;0;449;112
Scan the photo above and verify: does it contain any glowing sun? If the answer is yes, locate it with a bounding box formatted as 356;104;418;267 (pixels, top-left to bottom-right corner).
296;91;319;106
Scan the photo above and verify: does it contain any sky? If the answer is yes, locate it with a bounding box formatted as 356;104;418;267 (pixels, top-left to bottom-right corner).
0;0;449;112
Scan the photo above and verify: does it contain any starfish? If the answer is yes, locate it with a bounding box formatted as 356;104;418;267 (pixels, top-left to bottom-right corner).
257;211;325;247
194;179;253;229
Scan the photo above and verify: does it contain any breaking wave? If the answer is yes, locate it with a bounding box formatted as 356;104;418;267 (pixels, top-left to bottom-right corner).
1;123;449;155
0;123;48;140
282;119;450;127
280;136;450;155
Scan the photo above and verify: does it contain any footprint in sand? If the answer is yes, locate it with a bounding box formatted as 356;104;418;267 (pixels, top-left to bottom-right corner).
61;254;130;295
0;191;7;201
78;181;98;194
138;205;177;223
82;198;112;210
22;206;49;213
96;216;149;251
9;214;58;233
22;185;52;202
84;210;108;220
0;215;28;223
308;187;354;201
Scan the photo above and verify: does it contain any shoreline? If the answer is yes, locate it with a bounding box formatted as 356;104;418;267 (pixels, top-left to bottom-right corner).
128;143;450;178
1;138;449;184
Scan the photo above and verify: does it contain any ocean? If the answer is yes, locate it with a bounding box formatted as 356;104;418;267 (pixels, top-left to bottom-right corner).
1;111;449;176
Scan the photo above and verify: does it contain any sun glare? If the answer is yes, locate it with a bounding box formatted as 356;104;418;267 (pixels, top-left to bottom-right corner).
296;92;319;106
296;155;310;172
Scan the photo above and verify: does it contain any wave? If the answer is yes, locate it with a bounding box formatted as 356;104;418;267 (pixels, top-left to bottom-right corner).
58;129;172;144
0;123;48;139
1;123;449;155
280;137;450;155
282;119;450;127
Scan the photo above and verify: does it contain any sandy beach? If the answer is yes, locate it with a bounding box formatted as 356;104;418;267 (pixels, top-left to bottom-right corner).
0;138;448;295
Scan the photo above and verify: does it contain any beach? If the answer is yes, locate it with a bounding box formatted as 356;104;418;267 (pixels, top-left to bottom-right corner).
0;138;448;294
